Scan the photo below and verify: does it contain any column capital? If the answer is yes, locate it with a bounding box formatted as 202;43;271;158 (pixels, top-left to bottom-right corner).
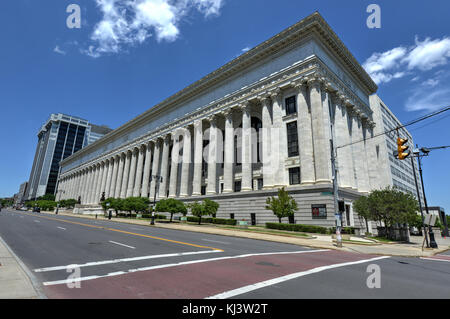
268;88;283;101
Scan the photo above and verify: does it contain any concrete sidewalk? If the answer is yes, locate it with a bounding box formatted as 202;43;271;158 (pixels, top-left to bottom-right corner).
0;235;44;299
38;210;450;258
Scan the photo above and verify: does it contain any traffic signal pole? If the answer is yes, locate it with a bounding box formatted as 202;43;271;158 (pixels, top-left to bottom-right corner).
410;155;429;248
330;139;342;248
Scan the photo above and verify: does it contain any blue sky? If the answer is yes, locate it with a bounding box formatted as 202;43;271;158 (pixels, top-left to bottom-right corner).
1;0;449;213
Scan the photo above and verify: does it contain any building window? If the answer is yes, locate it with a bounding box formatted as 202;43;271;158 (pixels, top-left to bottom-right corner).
289;167;301;185
312;204;327;219
234;181;241;192
251;213;256;226
201;186;206;196
257;178;263;190
285;96;297;115
230;213;235;220
286;122;299;157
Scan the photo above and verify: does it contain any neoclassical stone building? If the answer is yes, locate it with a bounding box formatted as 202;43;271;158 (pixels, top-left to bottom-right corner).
57;13;383;228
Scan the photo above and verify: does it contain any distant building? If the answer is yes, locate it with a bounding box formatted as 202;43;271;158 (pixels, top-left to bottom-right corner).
14;182;28;205
370;95;424;200
25;113;112;201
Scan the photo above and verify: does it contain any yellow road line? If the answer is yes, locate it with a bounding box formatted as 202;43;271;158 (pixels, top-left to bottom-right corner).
23;212;223;252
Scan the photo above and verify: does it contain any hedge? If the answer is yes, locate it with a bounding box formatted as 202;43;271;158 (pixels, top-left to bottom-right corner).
329;227;356;235
116;213;166;220
266;222;328;234
187;216;237;226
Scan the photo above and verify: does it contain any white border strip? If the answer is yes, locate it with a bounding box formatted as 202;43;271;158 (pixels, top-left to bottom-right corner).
420;257;450;263
42;249;327;286
109;241;136;249
35;250;222;273
206;256;391;299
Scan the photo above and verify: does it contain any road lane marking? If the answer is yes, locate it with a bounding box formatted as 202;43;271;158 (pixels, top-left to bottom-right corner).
23;213;223;252
206;256;391;299
34;220;40;223
202;239;230;245
57;227;66;231
42;249;328;286
34;250;222;273
420;257;450;263
109;241;136;249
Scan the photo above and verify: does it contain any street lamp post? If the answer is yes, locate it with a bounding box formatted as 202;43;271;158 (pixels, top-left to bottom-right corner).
150;175;163;225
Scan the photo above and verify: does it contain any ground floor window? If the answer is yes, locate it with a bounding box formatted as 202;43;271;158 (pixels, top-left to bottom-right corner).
312;204;327;219
289;167;301;185
234;181;241;192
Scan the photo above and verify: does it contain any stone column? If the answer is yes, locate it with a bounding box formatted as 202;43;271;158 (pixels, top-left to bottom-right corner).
99;161;108;199
115;154;126;198
309;77;330;183
150;139;161;199
141;142;153;198
169;132;181;198
351;112;370;192
126;148;138;198
207;117;219;194
133;146;145;197
103;159;112;198
120;151;131;199
241;103;253;191
296;83;315;184
180;128;192;197
270;91;286;187
223;110;235;193
79;170;87;203
261;97;274;189
192;120;203;196
159;135;171;198
90;166;99;204
85;167;94;204
94;164;104;204
334;96;354;188
109;156;119;197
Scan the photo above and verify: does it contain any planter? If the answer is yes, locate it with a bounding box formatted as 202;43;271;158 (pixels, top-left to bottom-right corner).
238;221;248;228
180;216;187;223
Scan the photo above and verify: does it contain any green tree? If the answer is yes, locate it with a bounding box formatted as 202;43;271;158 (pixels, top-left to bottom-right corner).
353;195;372;234
190;201;207;225
156;198;187;222
265;187;298;223
38;194;56;201
353;186;419;239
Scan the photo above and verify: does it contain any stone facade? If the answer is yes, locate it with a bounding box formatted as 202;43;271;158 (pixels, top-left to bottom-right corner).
57;13;384;228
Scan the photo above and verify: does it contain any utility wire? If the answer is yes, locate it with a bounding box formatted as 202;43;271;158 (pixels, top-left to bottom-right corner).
336;105;450;150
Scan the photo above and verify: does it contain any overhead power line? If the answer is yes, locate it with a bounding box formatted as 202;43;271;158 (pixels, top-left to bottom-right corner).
336;105;450;150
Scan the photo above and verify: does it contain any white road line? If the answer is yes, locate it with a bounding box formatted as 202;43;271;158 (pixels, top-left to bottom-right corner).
206;256;391;299
57;227;66;231
202;239;230;245
35;250;222;273
109;241;136;249
34;220;40;223
420;257;450;263
41;249;327;286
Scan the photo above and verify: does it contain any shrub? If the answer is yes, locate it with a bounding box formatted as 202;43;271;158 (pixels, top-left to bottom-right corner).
329;227;356;235
266;222;328;234
187;216;236;226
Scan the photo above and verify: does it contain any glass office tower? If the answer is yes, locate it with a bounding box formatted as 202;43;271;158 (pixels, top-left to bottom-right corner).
25;114;112;200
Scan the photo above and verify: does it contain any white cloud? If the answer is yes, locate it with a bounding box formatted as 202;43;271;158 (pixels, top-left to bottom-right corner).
405;87;450;112
363;36;450;85
241;47;250;53
85;0;224;57
403;36;450;71
53;45;66;55
423;79;439;87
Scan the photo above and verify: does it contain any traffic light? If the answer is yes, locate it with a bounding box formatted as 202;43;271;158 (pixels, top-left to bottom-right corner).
397;137;410;160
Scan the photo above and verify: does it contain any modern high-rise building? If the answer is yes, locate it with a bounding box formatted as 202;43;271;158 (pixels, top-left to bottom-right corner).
25;113;112;201
14;182;29;205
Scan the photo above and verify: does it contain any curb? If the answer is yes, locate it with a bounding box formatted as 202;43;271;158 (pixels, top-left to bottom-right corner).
0;235;47;299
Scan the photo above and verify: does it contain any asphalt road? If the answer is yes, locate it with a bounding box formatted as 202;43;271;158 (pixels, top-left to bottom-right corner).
0;208;449;299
